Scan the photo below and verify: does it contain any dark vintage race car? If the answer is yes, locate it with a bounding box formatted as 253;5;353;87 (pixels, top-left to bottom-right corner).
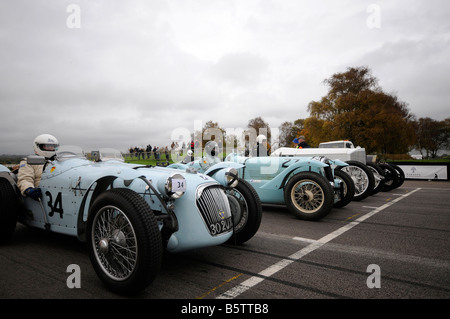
0;146;261;295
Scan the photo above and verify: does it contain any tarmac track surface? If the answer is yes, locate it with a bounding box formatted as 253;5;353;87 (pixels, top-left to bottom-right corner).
1;180;449;302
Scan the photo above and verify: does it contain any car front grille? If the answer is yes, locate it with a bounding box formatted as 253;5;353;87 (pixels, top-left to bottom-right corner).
196;184;233;236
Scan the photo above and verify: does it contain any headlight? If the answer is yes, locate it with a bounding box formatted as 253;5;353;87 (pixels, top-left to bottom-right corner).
312;156;330;165
225;167;239;188
210;167;239;188
162;173;186;199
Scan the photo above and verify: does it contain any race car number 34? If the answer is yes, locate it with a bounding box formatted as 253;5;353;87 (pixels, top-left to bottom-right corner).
172;178;186;192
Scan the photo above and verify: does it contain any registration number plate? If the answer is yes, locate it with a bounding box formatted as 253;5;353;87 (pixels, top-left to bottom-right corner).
209;217;233;236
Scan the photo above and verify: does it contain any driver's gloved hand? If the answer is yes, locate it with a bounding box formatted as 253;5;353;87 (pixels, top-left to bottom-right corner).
25;187;42;200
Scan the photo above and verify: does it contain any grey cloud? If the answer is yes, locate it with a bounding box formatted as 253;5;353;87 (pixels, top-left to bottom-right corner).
1;0;449;155
210;52;268;86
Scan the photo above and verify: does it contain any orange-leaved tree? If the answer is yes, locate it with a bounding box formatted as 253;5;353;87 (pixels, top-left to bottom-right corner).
305;66;415;154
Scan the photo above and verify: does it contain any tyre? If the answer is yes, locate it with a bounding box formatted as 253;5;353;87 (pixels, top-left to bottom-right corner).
366;162;385;194
225;179;262;245
389;164;405;188
333;169;355;208
284;172;334;221
87;188;162;295
338;161;375;201
0;178;19;244
379;163;399;192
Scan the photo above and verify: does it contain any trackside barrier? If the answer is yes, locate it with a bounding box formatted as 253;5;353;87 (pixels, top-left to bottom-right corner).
390;161;450;181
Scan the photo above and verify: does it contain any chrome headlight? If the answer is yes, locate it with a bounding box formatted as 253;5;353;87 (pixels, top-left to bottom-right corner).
225;167;239;188
211;167;239;188
161;173;186;199
321;157;330;165
312;156;330;165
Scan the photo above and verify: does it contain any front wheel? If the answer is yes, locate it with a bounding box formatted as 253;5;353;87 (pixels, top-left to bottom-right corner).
389;163;405;188
338;161;375;201
284;172;334;221
87;188;162;295
366;162;385;195
379;163;400;192
333;169;355;208
225;179;262;245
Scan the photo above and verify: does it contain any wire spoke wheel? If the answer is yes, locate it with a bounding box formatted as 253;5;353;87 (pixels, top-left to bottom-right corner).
291;180;325;213
338;161;374;201
92;205;138;281
284;172;334;221
87;188;162;295
341;165;369;196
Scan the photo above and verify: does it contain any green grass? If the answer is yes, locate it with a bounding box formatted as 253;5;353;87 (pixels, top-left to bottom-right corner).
124;156;174;166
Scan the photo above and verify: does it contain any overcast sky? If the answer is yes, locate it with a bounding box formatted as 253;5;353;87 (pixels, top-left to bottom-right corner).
1;0;449;154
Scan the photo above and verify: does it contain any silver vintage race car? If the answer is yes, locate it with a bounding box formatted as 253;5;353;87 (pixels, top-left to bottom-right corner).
272;140;405;198
0;146;259;295
271;141;376;201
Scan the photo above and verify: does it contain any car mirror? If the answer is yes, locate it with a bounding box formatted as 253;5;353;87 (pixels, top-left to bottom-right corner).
27;155;46;165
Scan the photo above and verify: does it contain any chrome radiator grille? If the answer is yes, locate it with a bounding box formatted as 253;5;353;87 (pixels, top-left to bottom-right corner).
196;185;233;236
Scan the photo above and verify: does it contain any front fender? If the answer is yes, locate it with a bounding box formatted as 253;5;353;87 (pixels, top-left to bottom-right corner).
203;162;244;176
76;174;138;241
328;159;348;167
204;162;243;188
260;159;329;190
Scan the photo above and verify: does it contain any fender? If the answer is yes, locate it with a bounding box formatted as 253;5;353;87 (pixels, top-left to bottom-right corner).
328;159;348;167
260;159;329;190
204;162;243;188
76;175;117;241
203;162;244;176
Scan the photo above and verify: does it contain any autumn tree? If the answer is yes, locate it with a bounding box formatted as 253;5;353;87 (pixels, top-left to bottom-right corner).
413;117;450;158
246;117;272;141
305;66;415;154
194;120;252;155
242;117;272;154
279;119;305;147
194;120;226;150
244;116;270;147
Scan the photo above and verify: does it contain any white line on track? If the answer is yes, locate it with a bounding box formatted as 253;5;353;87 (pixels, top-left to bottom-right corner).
217;188;422;299
292;237;318;243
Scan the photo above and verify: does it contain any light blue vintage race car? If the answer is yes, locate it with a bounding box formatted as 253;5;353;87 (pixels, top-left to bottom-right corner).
0;146;259;295
169;142;354;221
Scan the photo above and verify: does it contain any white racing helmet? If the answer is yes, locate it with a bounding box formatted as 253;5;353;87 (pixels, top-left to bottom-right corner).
33;134;59;159
256;134;267;144
204;141;219;157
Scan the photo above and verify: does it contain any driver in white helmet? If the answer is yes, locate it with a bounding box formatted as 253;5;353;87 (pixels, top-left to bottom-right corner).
200;140;221;170
17;134;59;200
254;134;269;157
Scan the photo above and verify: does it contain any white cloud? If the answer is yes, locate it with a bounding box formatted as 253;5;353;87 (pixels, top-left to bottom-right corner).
1;0;449;154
